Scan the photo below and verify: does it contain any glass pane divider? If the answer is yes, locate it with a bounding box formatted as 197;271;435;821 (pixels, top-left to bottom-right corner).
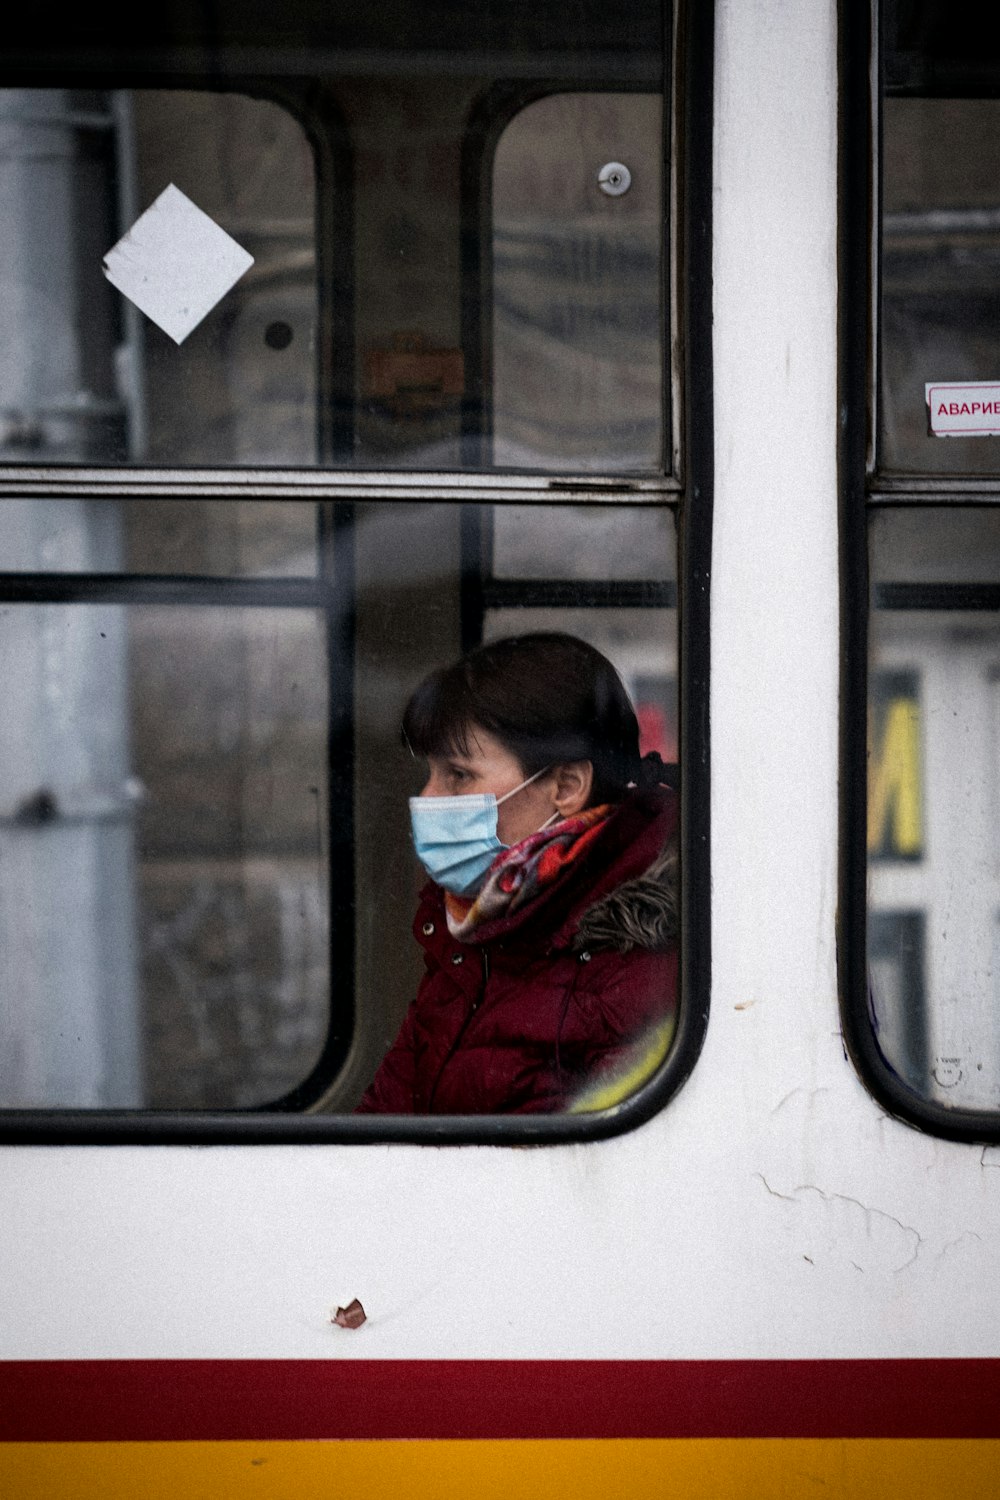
0;469;681;502
0;573;327;607
482;579;676;608
873;582;1000;609
869;481;1000;500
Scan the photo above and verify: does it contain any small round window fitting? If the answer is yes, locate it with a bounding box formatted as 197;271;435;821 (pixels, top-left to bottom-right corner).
264;320;294;350
597;162;631;197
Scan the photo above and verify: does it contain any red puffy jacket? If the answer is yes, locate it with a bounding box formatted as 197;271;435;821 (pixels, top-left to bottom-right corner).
356;789;678;1115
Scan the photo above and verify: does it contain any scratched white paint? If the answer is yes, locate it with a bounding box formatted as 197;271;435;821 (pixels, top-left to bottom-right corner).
102;183;253;345
3;1;1000;1371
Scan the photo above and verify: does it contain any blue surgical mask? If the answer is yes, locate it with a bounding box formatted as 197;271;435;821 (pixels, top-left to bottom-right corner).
409;767;552;896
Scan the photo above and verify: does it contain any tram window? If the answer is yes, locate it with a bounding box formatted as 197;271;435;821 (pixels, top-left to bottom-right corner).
0;593;329;1109
0;0;715;1138
880;97;1000;475
491;94;664;472
317;500;680;1113
850;2;1000;1134
0;499;679;1117
0;90;318;467
868;510;1000;1110
348;80;667;474
1;24;671;475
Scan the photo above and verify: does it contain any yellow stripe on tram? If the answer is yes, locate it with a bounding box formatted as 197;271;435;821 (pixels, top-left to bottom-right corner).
2;1439;1000;1500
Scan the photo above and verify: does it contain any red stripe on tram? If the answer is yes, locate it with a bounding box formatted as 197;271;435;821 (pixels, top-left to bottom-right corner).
2;1359;1000;1442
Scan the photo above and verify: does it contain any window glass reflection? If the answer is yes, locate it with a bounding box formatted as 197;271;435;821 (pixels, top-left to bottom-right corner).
0;602;329;1108
881;97;1000;475
0;89;317;467
0;499;320;576
492;93;663;472
869;509;1000;1109
0;70;668;474
492;504;673;581
0;499;677;1116
485;606;677;766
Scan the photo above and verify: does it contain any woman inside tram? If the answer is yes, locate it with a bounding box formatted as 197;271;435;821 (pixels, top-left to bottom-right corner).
357;631;679;1114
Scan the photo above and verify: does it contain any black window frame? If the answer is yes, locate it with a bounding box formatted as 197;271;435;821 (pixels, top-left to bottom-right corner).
840;0;1000;1143
0;0;713;1145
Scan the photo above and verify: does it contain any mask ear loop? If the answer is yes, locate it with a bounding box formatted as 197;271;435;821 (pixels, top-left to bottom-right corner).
497;768;566;840
495;763;552;805
496;765;561;835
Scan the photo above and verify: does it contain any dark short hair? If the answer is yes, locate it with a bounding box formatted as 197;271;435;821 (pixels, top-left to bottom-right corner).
402;633;642;804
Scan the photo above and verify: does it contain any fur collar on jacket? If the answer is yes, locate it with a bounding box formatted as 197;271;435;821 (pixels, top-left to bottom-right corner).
573;836;678;955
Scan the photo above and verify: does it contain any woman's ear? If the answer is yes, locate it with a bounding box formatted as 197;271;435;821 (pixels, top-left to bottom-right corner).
551;760;593;816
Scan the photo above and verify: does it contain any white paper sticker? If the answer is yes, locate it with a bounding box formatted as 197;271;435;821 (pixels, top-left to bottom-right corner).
925;381;1000;437
102;184;254;345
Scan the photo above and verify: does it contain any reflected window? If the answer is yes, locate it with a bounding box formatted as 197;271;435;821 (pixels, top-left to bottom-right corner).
0;500;333;1110
881;98;1000;475
868;510;1000;1110
0;499;678;1115
0;499;320;576
0;584;330;1109
0;36;672;474
0;90;318;467
0;0;708;1137
492;94;663;472
492;504;673;582
855;4;1000;1131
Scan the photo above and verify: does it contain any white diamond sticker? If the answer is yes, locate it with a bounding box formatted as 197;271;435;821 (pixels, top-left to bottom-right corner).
102;183;254;345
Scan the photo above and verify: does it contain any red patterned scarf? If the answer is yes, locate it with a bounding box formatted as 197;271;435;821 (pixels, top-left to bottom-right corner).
444;804;612;941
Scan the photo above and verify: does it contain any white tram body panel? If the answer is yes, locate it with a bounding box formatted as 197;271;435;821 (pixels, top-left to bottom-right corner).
1;2;999;1495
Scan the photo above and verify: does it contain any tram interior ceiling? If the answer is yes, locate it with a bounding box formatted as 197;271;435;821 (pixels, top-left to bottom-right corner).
0;1;700;1133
